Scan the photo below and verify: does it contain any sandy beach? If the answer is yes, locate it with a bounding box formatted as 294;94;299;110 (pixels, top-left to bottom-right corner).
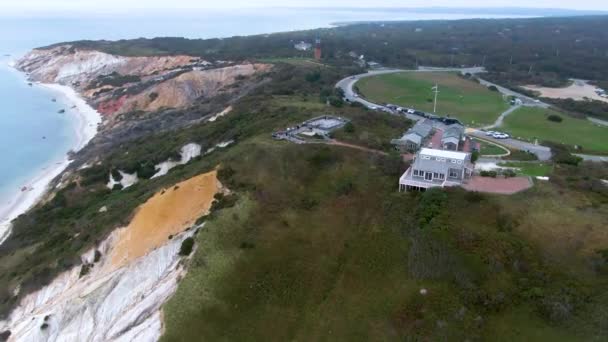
0;64;101;245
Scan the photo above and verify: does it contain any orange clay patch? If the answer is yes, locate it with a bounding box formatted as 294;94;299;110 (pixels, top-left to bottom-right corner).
110;170;220;268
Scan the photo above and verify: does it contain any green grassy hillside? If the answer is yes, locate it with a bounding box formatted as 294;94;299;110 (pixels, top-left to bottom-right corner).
502;107;608;154
357;72;509;126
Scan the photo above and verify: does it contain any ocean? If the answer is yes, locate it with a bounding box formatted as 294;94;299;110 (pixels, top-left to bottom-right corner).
0;7;534;228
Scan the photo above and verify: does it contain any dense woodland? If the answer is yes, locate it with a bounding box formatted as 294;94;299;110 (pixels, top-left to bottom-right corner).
61;15;608;87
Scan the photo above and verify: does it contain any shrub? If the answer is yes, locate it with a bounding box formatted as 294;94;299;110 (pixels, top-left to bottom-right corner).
502;169;517;178
471;151;480;163
79;264;92;278
94;250;102;263
488;85;499;92
415;188;448;228
547;114;563;122
343;122;355;133
480;170;498;178
179;237;195;256
0;330;11;341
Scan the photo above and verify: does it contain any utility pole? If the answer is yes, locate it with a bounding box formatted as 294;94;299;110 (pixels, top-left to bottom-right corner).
528;64;533;75
432;84;439;113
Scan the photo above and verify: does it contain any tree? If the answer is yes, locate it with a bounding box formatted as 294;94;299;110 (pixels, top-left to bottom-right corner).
179;237;195;256
344;122;355;133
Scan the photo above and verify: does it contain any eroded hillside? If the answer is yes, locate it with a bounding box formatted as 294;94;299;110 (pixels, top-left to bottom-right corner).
17;45;271;128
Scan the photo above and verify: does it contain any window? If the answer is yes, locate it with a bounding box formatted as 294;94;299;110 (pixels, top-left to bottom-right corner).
425;172;433;181
413;170;419;176
449;169;459;178
433;172;439;179
451;159;457;164
457;160;463;164
437;158;446;162
421;155;431;160
439;173;445;180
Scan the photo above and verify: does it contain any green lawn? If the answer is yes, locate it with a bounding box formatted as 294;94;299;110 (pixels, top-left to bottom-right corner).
502;107;608;153
499;161;553;177
473;138;509;156
357;72;509;127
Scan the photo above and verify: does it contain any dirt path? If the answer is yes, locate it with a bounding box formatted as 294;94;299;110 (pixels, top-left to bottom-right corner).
327;140;388;155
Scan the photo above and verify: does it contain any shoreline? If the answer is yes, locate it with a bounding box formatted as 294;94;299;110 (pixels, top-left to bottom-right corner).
0;62;102;245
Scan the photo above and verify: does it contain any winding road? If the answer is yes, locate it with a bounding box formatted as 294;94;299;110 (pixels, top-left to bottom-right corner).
336;67;554;161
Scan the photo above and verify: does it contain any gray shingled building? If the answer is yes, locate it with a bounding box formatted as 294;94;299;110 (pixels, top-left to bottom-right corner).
391;119;434;152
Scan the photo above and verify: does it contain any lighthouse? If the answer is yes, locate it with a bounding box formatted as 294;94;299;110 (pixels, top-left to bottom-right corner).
314;38;322;61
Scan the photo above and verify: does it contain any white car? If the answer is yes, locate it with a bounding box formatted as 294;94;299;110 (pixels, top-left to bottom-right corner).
368;106;377;110
407;109;416;114
485;131;495;136
493;133;509;139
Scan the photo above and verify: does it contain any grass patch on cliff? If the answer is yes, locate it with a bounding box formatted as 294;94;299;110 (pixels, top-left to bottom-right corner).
161;140;608;341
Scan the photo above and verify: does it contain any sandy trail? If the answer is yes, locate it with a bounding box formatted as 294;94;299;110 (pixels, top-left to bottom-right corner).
523;80;608;103
110;170;220;268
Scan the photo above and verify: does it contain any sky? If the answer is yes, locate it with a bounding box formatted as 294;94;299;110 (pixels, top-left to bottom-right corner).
1;0;607;13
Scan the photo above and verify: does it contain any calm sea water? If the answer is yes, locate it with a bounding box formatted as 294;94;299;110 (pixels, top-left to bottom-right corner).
0;8;532;202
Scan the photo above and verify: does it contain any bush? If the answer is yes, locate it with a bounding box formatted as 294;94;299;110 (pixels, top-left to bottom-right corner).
547;114;563;123
179;237;195;256
480;170;498;178
471;151;480;163
343;122;355;133
488;85;499;92
502;169;517;178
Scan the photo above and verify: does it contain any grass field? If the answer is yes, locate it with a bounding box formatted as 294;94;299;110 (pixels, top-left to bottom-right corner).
161;136;608;341
499;161;553;177
473;138;510;156
357;72;509;127
502;107;608;153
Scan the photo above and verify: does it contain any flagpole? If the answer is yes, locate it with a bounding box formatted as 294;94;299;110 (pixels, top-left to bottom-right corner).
433;84;439;113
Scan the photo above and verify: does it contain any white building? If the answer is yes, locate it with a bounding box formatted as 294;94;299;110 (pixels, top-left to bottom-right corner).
399;148;474;192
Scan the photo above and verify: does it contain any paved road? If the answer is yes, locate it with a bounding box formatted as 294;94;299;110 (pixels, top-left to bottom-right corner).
575;154;608;162
476;78;550;108
337;67;554;161
336;68;608;162
468;130;552;161
588;117;608;127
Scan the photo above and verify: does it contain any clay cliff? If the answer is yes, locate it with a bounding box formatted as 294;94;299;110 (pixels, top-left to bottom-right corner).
17;45;271;129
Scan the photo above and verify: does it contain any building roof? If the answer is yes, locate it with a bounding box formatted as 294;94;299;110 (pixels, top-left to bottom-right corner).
402;133;422;144
419;148;469;160
441;124;464;141
410;120;433;138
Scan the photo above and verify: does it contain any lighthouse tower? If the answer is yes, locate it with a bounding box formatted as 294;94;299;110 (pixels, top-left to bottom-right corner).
314;38;322;61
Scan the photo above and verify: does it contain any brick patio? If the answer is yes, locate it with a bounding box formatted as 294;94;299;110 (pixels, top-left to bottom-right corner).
462;176;533;194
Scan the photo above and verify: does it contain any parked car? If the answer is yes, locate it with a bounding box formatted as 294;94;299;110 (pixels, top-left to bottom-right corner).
492;133;509;139
407;109;416;114
485;130;496;136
